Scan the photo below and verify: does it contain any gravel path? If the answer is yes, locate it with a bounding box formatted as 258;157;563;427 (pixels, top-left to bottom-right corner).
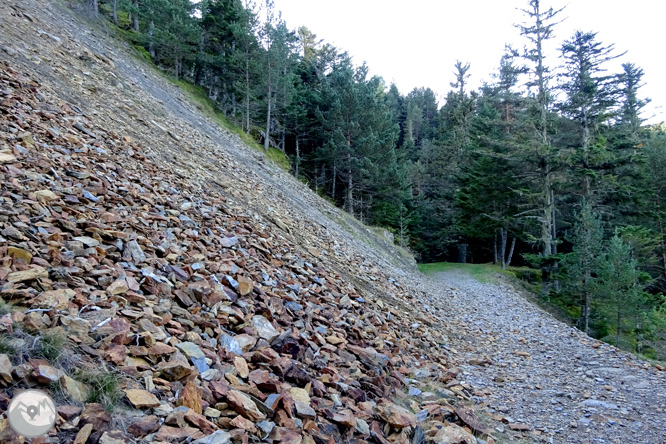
430;270;666;444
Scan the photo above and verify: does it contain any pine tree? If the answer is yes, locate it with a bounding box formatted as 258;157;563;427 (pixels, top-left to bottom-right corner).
316;61;398;217
642;126;666;288
563;201;604;334
456;52;526;268
596;236;650;348
558;31;624;202
140;0;200;78
618;63;650;141
515;0;564;272
260;5;297;150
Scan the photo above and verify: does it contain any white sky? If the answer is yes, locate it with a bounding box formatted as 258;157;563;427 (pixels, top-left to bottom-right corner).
272;0;665;124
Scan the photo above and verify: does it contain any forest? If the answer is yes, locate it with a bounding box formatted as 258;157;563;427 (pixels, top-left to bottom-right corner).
86;0;666;359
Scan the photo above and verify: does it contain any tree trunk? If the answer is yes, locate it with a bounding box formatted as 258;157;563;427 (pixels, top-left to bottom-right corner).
616;310;621;346
552;188;560;291
551;189;557;255
331;163;336;199
533;0;555;290
264;82;272;151
346;142;353;216
542;169;554;257
493;231;498;265
314;166;319;194
195;29;205;86
582;270;591;335
541;167;554;293
347;167;354;216
245;55;250;134
294;137;300;178
500;228;508;269
90;0;99;17
399;208;407;247
280;128;285;153
112;0;118;26
458;243;467;264
132;0;139;31
581;108;591;200
658;205;666;282
148;21;155;59
507;237;516;266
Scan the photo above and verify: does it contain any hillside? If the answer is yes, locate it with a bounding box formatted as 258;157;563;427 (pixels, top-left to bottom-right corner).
1;1;665;444
0;1;490;444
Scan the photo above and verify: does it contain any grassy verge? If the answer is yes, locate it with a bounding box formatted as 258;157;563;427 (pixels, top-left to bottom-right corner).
418;262;530;284
96;15;290;172
169;79;290;171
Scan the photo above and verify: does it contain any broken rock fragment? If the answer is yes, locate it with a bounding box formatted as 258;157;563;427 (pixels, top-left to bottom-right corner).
124;389;161;408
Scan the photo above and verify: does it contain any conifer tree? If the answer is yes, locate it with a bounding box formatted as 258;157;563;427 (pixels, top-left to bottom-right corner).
558;31;624;202
596;236;650;348
515;0;564;273
260;4;297;150
618;63;650;141
563;201;604;334
456;52;525;268
316;61;398;217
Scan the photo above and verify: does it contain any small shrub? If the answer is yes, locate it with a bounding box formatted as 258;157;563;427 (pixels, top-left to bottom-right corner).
75;368;123;412
0;299;13;316
0;334;17;355
37;329;68;363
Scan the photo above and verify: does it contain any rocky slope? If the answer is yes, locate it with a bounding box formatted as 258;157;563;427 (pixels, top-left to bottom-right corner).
1;2;663;444
0;1;494;444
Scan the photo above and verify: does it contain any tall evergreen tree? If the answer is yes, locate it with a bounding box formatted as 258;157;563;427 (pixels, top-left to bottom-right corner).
563;201;604;334
618;63;650;140
558;31;624;202
140;0;200;78
596;236;651;348
456;52;526;268
516;0;564;285
260;5;297;150
316;61;398;217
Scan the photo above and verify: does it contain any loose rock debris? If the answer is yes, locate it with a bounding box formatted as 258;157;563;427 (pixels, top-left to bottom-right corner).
0;62;495;443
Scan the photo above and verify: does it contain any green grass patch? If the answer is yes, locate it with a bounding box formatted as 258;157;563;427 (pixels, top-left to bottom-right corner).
169;79;290;171
0;334;17;355
106;25;289;172
265;147;290;170
418;262;524;284
36;329;69;363
75;368;123;412
0;299;13;316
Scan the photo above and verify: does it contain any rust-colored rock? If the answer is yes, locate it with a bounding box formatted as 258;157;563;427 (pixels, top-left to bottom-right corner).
226;389;266;422
178;381;203;414
230;414;258;434
233;356;249;379
237;275;254;296
127;416;160;436
73;423;93;444
376;401;416;428
184;409;218;434
79;403;112;430
125;389;161;408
